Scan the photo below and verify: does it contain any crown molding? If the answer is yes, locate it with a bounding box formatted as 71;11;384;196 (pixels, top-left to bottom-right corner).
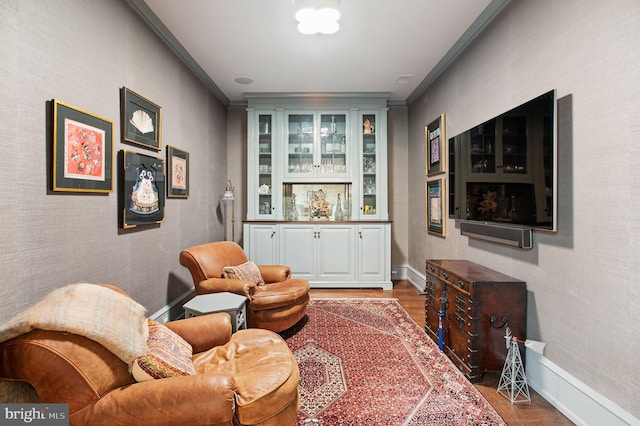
406;0;511;105
126;0;230;106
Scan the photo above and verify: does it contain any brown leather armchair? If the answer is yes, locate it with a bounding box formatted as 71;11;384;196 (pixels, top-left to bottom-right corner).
0;285;299;426
179;241;310;332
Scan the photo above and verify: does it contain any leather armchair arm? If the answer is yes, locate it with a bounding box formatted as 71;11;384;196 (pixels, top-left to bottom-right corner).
74;373;236;425
197;277;256;298
258;265;291;283
164;313;232;353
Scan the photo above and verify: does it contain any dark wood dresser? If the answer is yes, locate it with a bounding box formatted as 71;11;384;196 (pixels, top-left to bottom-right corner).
424;259;527;383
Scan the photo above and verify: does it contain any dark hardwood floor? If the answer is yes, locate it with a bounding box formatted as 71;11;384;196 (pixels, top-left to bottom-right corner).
309;280;574;425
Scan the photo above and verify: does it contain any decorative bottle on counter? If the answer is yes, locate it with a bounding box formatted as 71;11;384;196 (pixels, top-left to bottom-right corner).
335;193;344;221
288;193;298;221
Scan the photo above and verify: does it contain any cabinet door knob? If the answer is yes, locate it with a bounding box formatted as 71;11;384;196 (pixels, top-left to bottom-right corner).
270;231;276;238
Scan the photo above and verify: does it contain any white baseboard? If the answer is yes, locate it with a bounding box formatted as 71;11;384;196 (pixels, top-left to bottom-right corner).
391;264;426;290
150;288;194;323
526;348;639;426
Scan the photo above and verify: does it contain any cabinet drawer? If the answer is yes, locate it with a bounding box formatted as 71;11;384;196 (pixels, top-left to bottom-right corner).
426;262;439;277
438;268;453;283
447;273;471;295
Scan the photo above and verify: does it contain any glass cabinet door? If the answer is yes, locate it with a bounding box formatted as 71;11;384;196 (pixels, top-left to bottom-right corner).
285;112;349;178
319;113;347;176
257;114;274;217
361;113;378;217
286;113;315;176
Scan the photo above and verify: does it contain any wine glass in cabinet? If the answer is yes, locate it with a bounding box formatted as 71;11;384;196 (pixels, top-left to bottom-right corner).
284;112;349;179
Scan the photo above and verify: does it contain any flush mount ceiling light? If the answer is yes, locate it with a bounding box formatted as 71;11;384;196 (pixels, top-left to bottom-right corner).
295;0;341;35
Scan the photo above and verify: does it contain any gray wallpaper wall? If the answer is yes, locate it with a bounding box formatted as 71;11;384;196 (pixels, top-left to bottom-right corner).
407;0;639;417
0;0;228;320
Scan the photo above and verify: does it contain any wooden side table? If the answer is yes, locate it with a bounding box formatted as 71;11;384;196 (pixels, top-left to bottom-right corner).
183;292;247;333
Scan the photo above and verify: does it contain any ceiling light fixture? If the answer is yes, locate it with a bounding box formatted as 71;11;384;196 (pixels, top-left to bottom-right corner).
295;0;341;35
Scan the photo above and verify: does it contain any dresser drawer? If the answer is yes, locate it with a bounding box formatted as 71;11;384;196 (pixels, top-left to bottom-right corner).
426;262;439;277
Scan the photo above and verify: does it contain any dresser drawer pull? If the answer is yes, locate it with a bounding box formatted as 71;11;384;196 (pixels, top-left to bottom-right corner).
455;296;466;307
442;272;449;280
490;315;509;328
467;330;479;337
429;265;435;272
456;279;465;288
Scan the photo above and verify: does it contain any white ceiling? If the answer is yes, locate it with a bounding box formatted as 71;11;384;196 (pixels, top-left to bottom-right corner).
129;0;508;105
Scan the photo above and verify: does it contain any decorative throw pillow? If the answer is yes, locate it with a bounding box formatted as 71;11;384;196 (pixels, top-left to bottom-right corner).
223;261;265;285
130;319;196;382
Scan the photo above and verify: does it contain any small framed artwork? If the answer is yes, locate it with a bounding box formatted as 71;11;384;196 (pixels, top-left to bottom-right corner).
426;179;446;237
51;99;113;193
121;87;162;151
166;145;189;198
120;150;165;228
426;114;446;176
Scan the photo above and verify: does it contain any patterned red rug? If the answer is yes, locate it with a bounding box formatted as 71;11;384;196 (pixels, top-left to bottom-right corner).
281;298;506;425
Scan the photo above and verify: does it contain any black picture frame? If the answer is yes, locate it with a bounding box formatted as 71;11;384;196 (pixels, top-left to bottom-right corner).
120;150;165;228
166;145;189;198
426;114;446;176
121;87;162;151
51;99;113;193
426;178;446;237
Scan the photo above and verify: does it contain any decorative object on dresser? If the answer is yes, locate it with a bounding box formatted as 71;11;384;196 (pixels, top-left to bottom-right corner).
424;259;527;383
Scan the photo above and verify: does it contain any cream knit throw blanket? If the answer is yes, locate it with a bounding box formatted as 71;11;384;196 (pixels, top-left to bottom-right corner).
0;283;149;363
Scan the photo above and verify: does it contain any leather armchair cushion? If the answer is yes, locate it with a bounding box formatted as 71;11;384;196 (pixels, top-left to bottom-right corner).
193;328;299;425
130;319;196;382
258;265;291;282
222;261;265;285
251;279;311;311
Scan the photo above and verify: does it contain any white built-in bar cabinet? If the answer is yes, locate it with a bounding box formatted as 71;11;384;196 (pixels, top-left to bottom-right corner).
243;94;391;289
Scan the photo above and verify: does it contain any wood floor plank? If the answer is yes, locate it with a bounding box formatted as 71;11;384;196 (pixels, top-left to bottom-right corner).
309;280;574;425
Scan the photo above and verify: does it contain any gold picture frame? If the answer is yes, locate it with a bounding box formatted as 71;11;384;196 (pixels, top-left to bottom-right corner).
426;178;446;237
166;145;189;199
426;114;446;176
120;87;162;151
51;99;113;193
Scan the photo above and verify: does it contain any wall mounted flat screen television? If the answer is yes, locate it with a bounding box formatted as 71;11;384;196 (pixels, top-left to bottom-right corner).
448;90;557;233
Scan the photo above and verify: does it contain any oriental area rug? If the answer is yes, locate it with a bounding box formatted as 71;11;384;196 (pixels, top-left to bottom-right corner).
280;298;506;426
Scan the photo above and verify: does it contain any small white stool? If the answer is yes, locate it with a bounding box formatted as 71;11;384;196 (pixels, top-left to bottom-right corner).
183;292;247;333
